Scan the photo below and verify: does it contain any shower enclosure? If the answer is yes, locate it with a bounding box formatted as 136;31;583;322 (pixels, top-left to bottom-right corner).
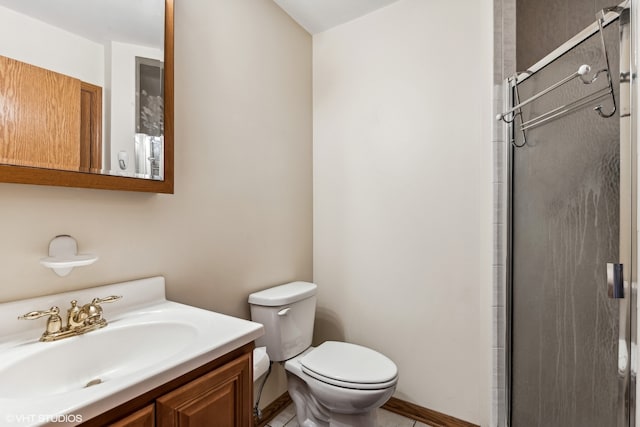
502;3;635;426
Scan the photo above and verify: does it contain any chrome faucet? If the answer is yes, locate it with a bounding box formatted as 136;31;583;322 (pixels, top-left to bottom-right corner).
18;295;122;342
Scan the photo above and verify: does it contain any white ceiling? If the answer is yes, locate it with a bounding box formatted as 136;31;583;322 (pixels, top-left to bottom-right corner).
273;0;401;34
0;0;164;49
0;1;399;48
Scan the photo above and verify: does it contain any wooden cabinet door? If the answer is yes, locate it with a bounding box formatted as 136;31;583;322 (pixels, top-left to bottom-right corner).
0;54;81;171
156;353;251;427
109;404;155;427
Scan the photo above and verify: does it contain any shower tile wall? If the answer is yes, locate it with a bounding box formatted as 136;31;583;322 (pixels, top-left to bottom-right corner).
493;0;515;426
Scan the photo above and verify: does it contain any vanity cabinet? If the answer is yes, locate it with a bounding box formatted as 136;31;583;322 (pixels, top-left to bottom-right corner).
81;343;253;427
156;352;251;426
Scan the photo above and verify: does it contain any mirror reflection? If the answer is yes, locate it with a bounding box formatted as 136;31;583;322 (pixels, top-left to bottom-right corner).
0;0;166;180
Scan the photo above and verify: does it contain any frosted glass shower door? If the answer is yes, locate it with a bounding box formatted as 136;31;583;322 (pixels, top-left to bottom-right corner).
509;16;632;427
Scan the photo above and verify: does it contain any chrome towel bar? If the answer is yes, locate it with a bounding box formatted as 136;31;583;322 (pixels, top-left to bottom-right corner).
519;86;612;131
496;64;597;123
499;7;618;147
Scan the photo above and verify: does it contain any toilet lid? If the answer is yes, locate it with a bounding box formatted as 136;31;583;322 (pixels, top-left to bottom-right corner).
300;341;397;389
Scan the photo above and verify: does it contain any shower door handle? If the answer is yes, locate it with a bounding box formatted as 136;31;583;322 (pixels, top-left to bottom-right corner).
607;263;624;299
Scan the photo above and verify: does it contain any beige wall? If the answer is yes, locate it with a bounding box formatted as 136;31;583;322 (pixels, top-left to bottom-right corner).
0;0;312;355
313;0;493;425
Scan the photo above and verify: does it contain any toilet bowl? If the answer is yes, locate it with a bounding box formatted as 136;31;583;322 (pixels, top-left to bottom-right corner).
286;343;397;423
248;282;398;427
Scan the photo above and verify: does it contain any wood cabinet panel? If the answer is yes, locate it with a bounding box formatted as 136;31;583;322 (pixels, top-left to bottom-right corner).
109;404;155;427
0;55;81;171
156;353;251;427
79;82;102;172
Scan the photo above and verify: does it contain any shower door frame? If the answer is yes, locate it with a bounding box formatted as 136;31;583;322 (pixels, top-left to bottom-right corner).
503;1;636;426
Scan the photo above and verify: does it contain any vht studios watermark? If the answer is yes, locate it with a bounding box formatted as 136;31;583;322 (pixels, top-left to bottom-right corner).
5;414;83;424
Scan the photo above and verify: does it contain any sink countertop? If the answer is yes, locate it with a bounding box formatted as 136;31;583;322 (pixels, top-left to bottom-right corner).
0;277;264;427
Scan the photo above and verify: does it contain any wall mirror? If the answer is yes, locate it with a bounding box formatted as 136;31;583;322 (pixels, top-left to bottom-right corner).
0;0;174;193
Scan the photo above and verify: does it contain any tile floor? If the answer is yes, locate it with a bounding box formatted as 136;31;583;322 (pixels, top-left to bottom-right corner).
265;404;437;427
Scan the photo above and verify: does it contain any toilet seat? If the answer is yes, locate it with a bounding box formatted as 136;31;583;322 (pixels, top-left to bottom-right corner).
300;341;398;390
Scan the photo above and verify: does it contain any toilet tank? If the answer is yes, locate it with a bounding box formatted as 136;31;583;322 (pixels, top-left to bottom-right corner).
248;281;317;362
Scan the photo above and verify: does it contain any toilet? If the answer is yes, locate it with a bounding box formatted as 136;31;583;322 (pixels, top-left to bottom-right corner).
248;281;398;427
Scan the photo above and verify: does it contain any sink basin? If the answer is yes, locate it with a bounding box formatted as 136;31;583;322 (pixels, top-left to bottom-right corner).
0;321;197;399
0;276;264;426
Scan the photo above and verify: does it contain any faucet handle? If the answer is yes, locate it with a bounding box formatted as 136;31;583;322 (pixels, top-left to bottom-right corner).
18;306;63;336
18;306;60;320
81;295;122;325
92;295;122;305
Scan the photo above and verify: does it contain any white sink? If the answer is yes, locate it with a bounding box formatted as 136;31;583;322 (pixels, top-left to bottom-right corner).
0;321;197;399
0;277;264;426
